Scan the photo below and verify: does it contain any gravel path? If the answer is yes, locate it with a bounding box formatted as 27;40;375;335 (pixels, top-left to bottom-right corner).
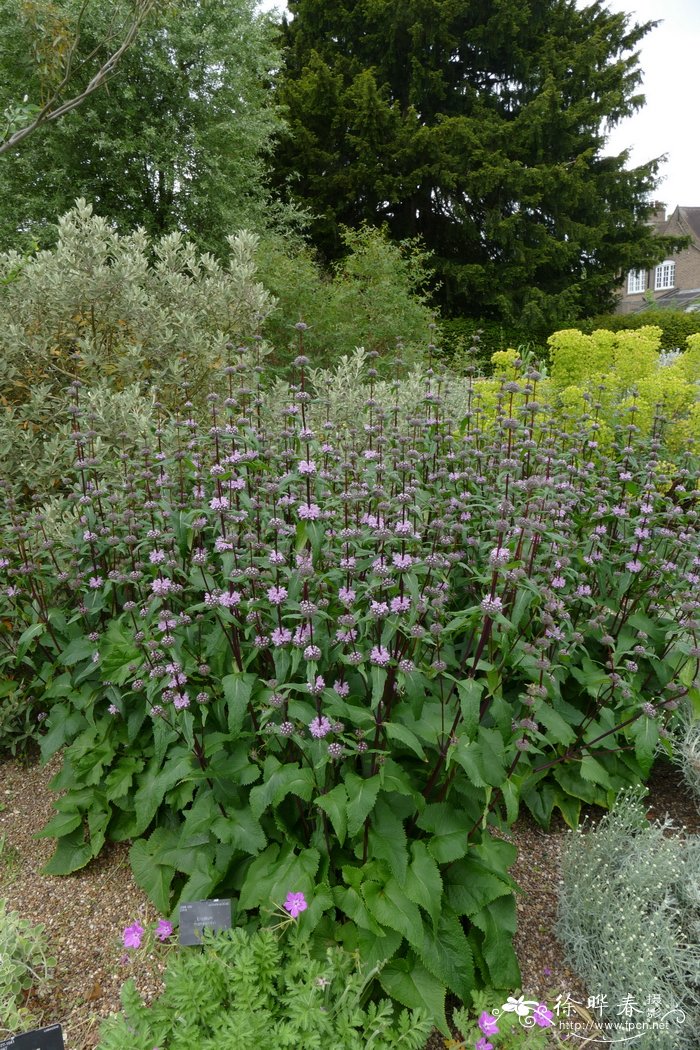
1;752;696;1048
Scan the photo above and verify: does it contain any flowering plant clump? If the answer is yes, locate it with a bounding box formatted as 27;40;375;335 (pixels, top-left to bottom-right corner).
97;922;432;1050
0;340;698;1031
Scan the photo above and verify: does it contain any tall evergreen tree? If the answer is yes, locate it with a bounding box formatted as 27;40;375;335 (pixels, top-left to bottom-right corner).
274;0;683;327
0;0;288;253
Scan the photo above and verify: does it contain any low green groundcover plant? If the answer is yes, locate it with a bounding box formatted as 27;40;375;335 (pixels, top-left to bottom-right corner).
452;990;554;1049
0;897;55;1035
0;342;698;1030
97;917;432;1050
557;788;700;1050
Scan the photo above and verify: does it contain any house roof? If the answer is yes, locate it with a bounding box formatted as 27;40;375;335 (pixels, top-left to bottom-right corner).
638;287;700;312
678;207;700;242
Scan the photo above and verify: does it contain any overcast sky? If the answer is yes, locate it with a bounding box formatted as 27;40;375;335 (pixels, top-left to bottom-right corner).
258;0;700;215
599;0;700;214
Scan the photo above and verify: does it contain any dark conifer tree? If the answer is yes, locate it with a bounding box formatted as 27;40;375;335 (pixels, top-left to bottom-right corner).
274;0;683;326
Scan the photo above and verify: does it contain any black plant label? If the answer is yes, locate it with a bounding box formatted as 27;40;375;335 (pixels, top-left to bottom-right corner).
0;1025;65;1050
179;897;232;946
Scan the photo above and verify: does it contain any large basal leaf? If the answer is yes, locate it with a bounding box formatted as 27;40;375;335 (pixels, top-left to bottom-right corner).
42;827;93;875
177;849;225;909
455;677;484;739
403;841;442;926
333;884;385;935
631;717;659;777
337;922;403;970
536;702;577;746
367;797;408;883
417;908;475;1003
222;672;257;734
211;805;266;856
316;783;348;845
380;955;448;1036
344;772;381;836
132;753;195;836
103;756;144;801
384;721;427;759
129;828;178;913
470;893;520;990
417;803;473;863
99;620;141;684
552;764;608;807
238;842;320;913
363;876;424;948
249;760;315;821
475;726;506;786
444;856;514;918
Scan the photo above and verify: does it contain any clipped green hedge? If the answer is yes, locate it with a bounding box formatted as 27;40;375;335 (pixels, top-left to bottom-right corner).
580;309;700;351
437;316;548;373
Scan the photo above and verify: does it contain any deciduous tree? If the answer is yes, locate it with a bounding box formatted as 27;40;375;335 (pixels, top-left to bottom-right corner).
0;0;289;253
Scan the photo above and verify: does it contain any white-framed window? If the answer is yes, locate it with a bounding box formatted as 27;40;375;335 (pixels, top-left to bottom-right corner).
654;260;676;290
627;269;646;294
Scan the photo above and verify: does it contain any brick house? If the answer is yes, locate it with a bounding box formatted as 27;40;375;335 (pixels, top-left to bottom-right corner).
617;204;700;315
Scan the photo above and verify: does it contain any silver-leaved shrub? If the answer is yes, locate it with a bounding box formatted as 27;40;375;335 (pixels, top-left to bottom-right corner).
0;897;55;1036
557;788;700;1050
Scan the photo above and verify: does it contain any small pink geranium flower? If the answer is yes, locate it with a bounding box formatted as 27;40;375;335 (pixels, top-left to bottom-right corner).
475;1038;494;1050
283;891;308;918
155;919;173;941
123;921;144;948
478;1011;499;1036
534;1002;554;1027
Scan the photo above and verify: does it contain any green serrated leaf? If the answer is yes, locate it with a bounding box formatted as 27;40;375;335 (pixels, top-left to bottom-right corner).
417;803;472;863
37;809;82;839
100;620;141;684
129;828;178;912
580;754;614;789
367;797;408;883
222;672;256;734
456;678;483;740
104;757;144;801
249;760;315;821
178;848;222;905
418;908;475;1002
476;726;506;786
42;828;93;875
333;884;385;935
337;923;403;970
344;772;381;836
380;955;448;1035
471;893;520;989
384;720;427;759
238;843;320;913
632;717;659;777
316;784;348;845
536;702;577;746
444;856;514;917
404;841;442;926
363;877;423;947
211;804;266;855
132;753;194;836
59;636;95;666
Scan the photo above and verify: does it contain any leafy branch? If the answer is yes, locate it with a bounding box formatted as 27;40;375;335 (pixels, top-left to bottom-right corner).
0;0;158;156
